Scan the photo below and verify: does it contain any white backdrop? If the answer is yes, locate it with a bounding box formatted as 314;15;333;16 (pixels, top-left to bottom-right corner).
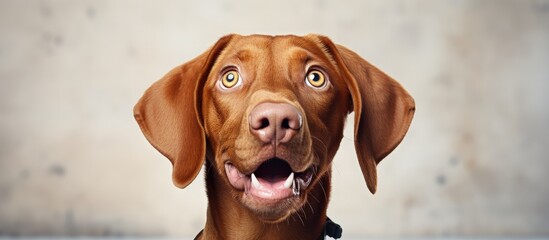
1;0;548;237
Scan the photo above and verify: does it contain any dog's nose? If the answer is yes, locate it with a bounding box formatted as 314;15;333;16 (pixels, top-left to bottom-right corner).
249;102;302;144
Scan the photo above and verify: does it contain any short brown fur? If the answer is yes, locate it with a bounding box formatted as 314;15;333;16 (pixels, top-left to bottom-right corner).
134;34;415;239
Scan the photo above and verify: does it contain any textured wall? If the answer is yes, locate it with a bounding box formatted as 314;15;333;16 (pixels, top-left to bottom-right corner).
1;0;548;237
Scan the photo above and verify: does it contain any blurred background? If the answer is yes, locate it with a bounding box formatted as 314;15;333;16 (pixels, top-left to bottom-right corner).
1;0;548;238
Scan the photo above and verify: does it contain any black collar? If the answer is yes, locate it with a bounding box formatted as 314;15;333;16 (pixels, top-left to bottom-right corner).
193;217;342;239
322;217;342;239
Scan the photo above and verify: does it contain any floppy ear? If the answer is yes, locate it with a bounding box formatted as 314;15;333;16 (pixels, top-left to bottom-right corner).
313;35;415;194
133;35;234;188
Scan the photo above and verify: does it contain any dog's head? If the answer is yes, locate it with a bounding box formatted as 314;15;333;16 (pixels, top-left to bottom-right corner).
134;34;414;222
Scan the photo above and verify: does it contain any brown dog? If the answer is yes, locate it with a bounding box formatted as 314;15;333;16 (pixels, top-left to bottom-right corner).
134;34;415;239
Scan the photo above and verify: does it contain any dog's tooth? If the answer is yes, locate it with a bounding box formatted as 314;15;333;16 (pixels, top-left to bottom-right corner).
251;173;261;189
292;179;299;196
283;172;294;189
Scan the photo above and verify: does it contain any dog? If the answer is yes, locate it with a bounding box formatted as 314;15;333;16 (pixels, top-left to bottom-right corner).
134;34;415;239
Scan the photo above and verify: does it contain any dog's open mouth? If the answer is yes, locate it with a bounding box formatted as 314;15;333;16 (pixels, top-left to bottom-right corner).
225;158;314;201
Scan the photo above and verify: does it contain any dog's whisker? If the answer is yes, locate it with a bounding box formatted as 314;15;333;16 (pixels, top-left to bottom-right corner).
308;202;315;215
319;177;328;200
311;136;329;156
299;208;307;225
296;208;305;226
308;192;321;204
285;214;291;225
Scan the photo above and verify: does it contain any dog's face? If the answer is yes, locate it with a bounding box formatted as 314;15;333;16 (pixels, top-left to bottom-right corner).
201;35;351;221
134;34;414;224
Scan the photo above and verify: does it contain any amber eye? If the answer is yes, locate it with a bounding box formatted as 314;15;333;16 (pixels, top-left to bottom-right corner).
221;70;240;89
305;70;326;88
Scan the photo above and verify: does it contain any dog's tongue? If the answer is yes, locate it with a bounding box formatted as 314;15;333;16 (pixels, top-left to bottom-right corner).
249;171;295;199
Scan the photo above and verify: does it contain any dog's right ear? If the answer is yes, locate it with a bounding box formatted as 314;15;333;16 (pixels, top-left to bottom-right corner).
133;35;234;188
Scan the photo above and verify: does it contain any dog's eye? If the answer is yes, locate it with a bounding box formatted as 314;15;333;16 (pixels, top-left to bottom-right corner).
221;70;240;89
305;70;326;88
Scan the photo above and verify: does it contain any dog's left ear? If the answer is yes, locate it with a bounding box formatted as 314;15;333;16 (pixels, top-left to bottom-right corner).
310;35;415;194
134;35;234;188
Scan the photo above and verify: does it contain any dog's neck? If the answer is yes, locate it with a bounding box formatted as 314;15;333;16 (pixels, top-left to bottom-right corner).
199;161;331;240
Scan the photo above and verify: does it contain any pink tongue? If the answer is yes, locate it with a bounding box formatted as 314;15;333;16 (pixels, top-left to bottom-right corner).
251;175;294;200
